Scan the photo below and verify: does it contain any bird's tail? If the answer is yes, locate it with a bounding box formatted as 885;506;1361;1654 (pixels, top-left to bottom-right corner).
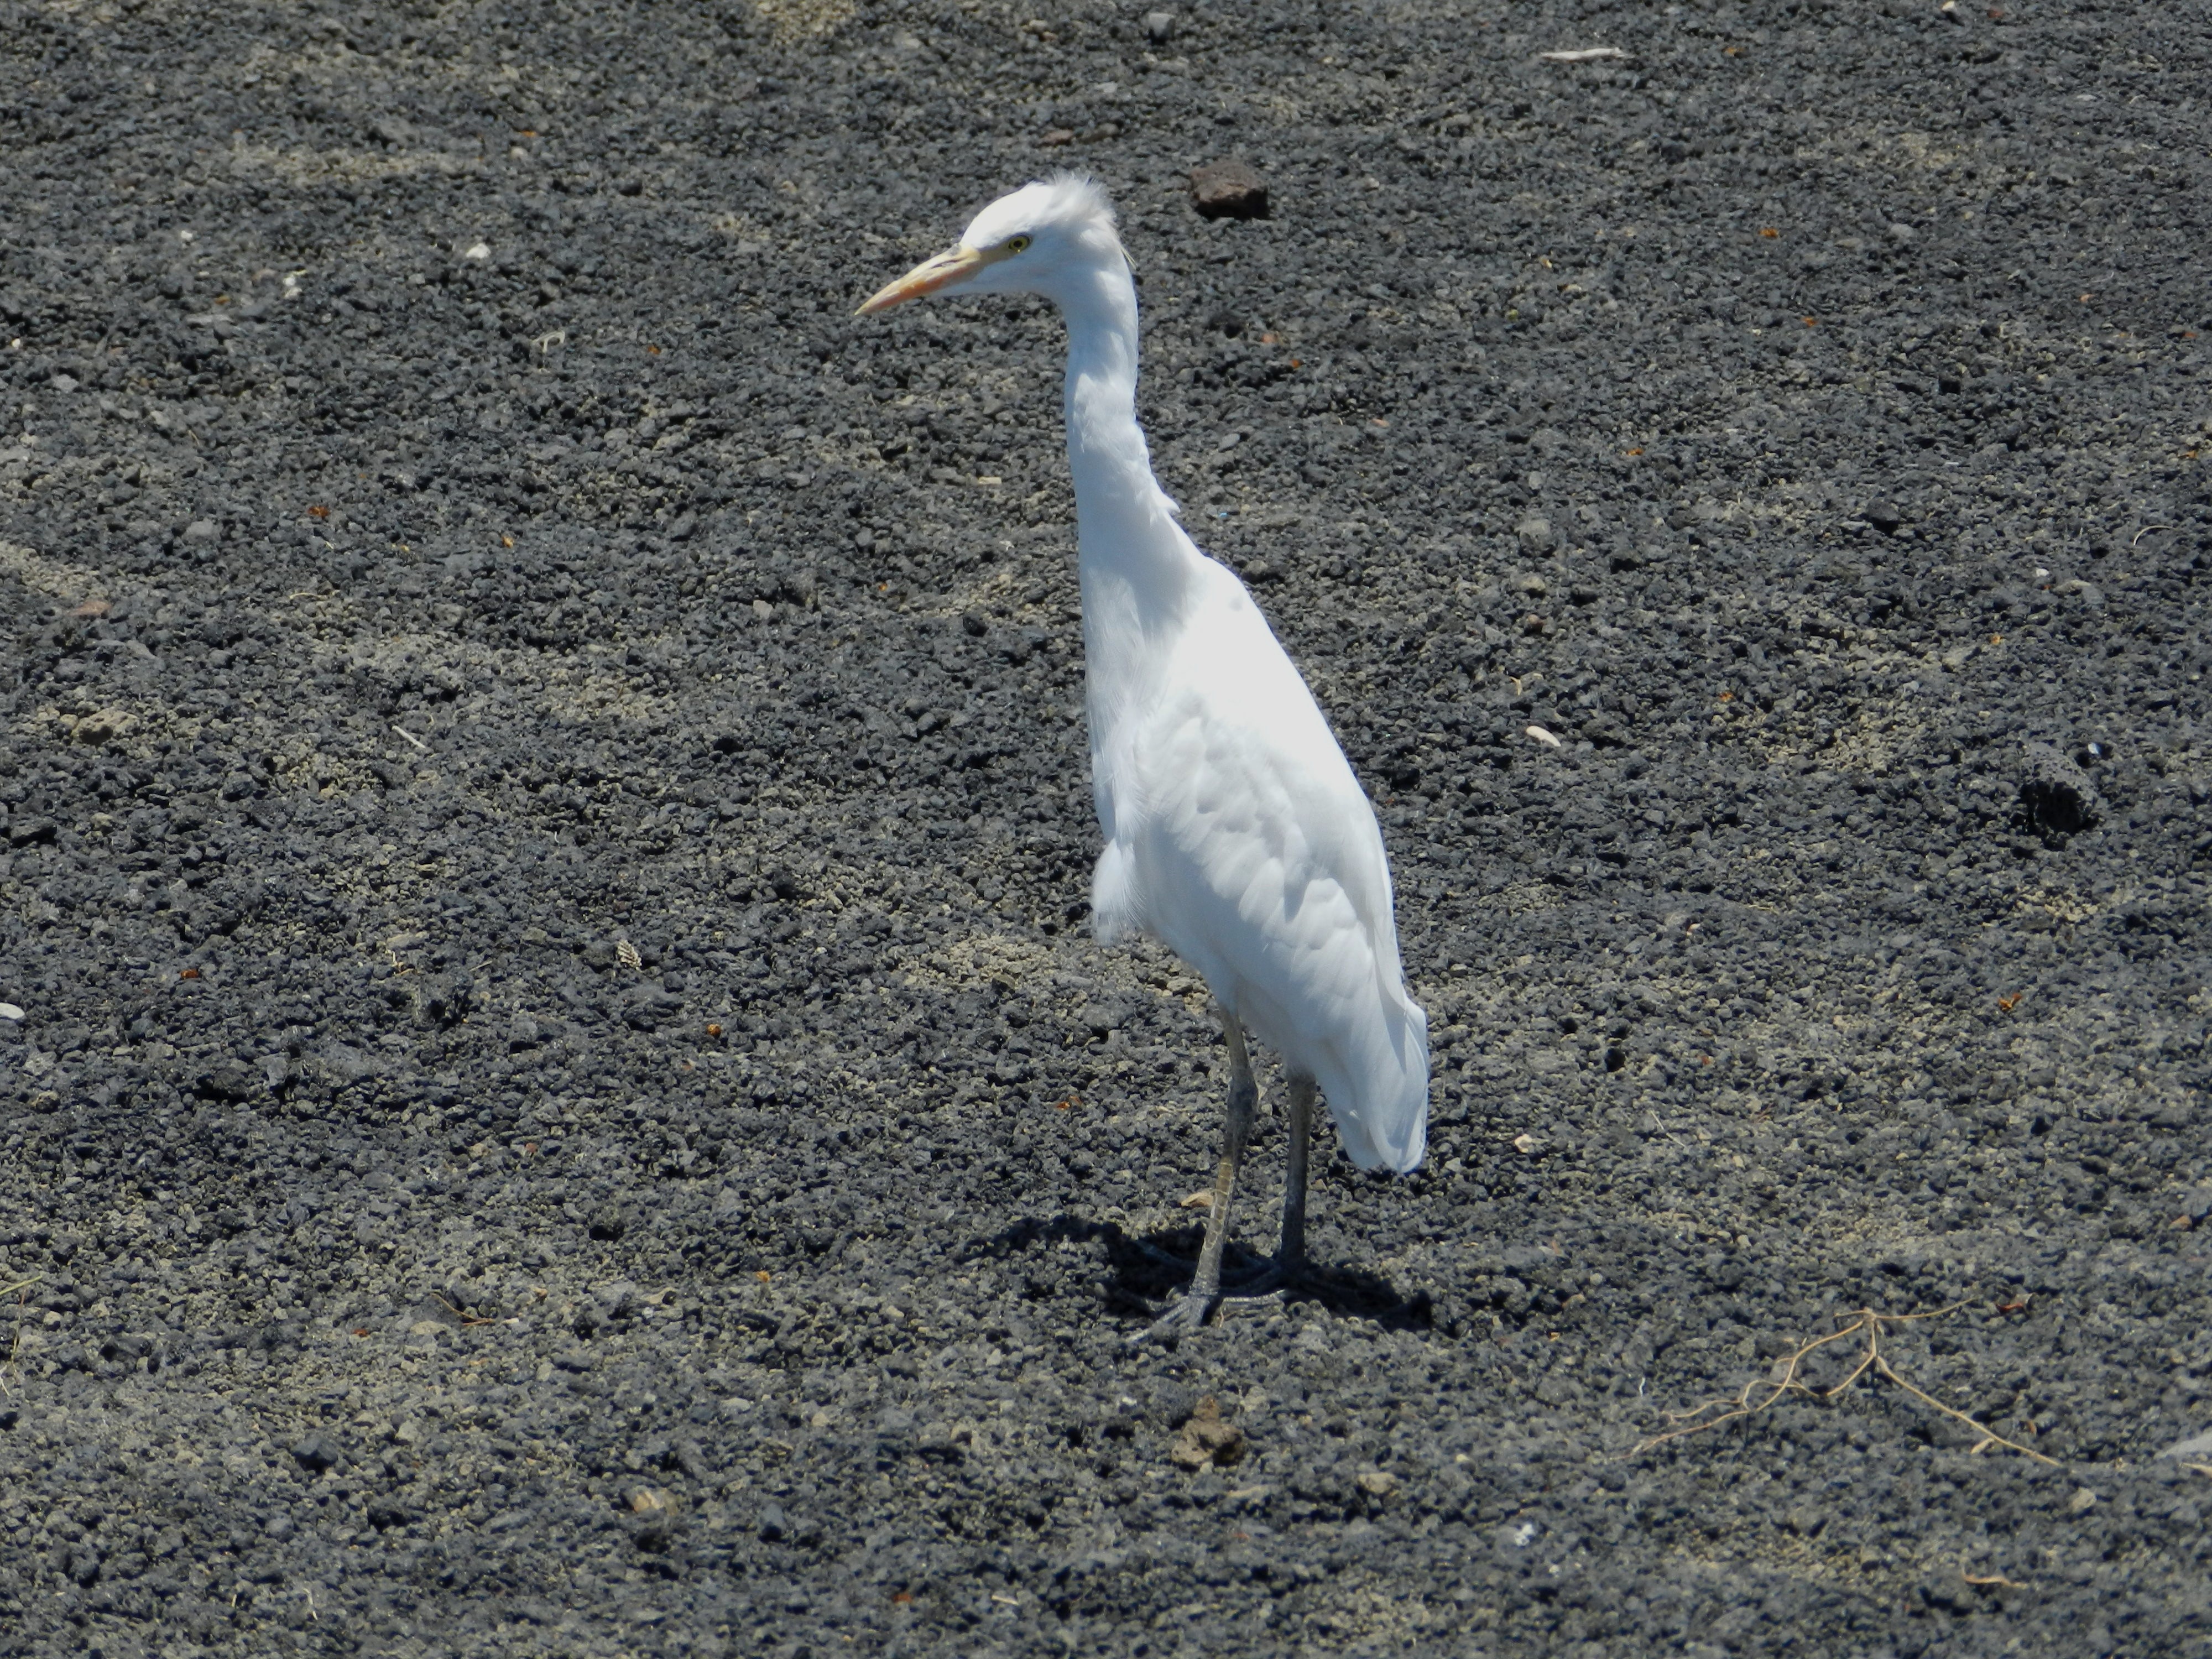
1324;993;1429;1175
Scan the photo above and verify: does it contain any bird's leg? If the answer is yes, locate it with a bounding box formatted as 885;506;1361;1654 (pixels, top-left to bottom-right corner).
1188;1027;1256;1295
1216;1074;1314;1306
1277;1076;1314;1274
1131;1010;1256;1344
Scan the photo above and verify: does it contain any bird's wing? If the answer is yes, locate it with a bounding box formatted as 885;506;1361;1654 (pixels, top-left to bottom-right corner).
1167;571;1401;965
1114;569;1427;1167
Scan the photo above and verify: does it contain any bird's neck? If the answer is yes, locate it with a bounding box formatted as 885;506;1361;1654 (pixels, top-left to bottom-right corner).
1058;263;1196;615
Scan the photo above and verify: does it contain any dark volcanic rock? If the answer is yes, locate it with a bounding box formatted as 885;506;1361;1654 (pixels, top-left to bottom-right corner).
1190;158;1271;221
1;2;2207;1657
2017;743;2097;836
2018;742;2104;837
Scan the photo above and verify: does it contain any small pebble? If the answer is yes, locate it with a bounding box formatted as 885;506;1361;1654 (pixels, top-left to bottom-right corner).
1168;1397;1244;1469
1144;9;1175;44
68;708;131;746
289;1433;341;1473
0;1004;22;1021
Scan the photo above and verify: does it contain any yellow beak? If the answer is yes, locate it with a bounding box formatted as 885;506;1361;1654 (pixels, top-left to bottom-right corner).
855;244;991;315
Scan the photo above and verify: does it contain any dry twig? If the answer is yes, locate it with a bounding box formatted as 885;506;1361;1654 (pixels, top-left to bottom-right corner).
1636;1305;2058;1465
430;1291;505;1328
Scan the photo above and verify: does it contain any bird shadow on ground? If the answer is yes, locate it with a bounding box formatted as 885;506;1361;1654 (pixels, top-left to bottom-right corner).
964;1214;1434;1334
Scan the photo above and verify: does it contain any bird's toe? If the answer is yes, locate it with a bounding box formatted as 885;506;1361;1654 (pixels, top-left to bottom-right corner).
1218;1285;1287;1312
1128;1290;1219;1347
1220;1260;1286;1297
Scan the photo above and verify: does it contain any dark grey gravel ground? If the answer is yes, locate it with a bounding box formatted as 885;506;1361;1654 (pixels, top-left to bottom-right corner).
3;0;2209;1654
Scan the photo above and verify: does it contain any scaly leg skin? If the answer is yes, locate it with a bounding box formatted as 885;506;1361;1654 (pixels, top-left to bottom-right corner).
1277;1074;1313;1275
1217;1075;1314;1306
1131;1010;1256;1345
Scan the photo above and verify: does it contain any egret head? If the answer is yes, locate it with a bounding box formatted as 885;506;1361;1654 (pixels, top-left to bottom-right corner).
857;174;1126;316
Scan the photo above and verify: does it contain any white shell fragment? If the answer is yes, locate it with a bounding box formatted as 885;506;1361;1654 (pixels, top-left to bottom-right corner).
1525;724;1562;748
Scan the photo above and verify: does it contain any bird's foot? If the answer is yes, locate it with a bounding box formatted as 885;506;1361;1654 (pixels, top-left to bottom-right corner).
1127;1288;1220;1347
1129;1255;1313;1343
1220;1253;1308;1299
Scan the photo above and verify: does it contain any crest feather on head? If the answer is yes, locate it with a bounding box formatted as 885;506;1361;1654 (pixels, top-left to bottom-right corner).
962;174;1127;266
1037;171;1116;229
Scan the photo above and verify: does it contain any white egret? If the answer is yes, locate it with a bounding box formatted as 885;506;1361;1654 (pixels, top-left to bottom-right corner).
859;176;1428;1341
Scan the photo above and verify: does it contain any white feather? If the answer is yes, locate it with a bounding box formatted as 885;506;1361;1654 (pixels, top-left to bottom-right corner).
878;178;1431;1176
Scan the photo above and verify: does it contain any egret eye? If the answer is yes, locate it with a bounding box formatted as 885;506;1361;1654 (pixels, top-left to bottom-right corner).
1005;235;1032;254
